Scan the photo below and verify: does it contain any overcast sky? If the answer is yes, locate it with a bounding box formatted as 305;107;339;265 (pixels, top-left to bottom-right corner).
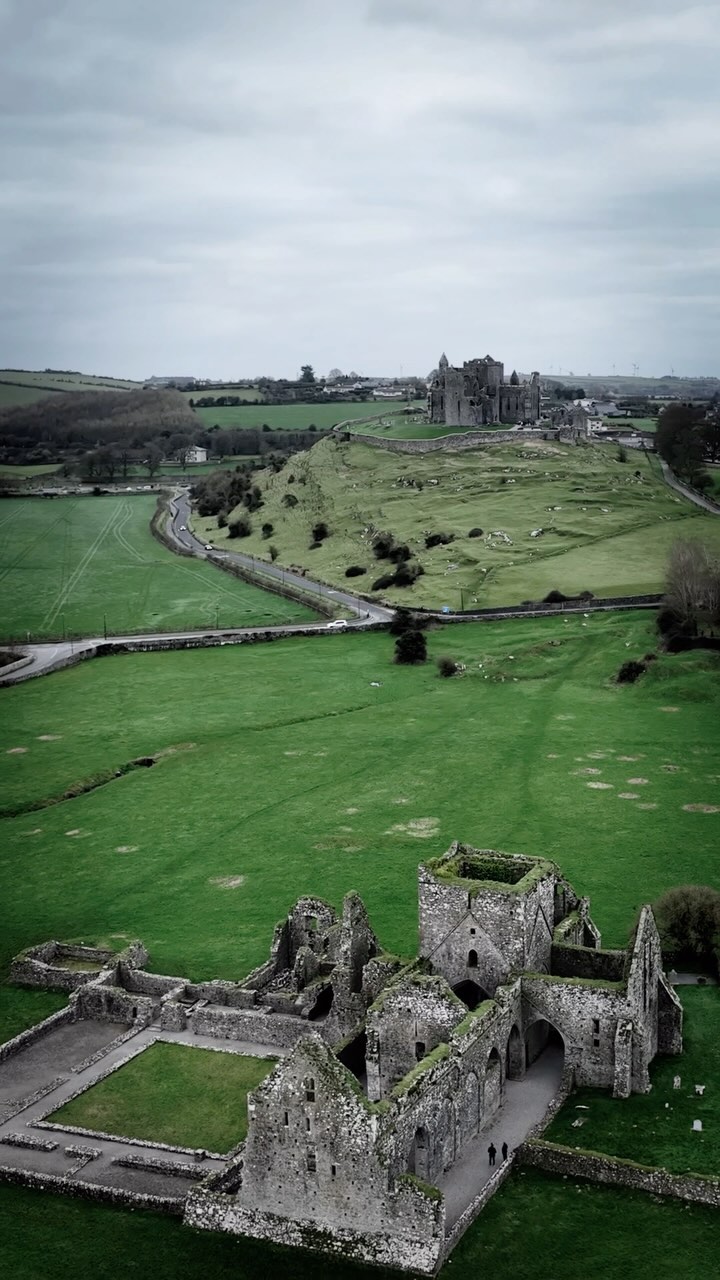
1;0;718;380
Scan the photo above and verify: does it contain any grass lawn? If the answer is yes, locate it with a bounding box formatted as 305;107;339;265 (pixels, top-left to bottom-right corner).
0;1169;717;1280
544;986;720;1176
0;494;318;640
1;612;719;1041
0;462;62;476
49;1043;275;1151
194;436;720;608
190;400;415;431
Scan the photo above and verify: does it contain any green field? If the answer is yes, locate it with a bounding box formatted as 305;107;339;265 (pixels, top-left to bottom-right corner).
194;436;720;608
0;463;62;476
50;1043;275;1151
183;386;263;404
2;612;719;1031
546;986;720;1176
0;495;318;640
190;400;421;431
1;1166;717;1280
0;370;141;407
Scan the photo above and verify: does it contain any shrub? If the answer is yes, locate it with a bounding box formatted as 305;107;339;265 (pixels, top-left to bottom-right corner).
468;527;483;538
228;514;252;539
217;511;228;528
372;573;396;590
437;655;458;677
578;590;595;601
345;565;367;578
390;606;414;636
269;545;279;562
394;630;427;665
543;589;568;603
312;521;329;542
282;493;298;509
650;884;720;973
373;532;396;560
261;522;274;539
616;659;647;684
616;445;628;463
389;543;411;563
425;532;454;549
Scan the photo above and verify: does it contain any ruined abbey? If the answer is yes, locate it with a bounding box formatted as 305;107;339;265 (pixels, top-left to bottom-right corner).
1;842;682;1275
429;353;541;428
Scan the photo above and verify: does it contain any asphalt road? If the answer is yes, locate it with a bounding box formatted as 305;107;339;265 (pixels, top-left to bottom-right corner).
169;491;392;624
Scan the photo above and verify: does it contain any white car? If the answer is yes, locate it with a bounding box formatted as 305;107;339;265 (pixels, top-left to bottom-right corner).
205;544;214;551
180;525;186;531
326;619;348;629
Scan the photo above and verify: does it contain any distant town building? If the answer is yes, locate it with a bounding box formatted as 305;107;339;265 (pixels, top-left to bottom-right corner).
184;445;207;464
429;353;540;427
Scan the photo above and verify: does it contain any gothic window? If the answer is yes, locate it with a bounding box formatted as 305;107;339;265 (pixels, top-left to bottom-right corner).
307;1151;316;1173
305;1078;315;1102
415;1041;426;1061
468;950;478;968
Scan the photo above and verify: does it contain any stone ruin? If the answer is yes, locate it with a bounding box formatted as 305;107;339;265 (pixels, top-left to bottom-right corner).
6;843;683;1274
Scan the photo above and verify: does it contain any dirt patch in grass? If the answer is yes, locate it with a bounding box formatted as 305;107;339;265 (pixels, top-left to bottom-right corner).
619;792;640;800
37;734;63;741
386;817;440;838
682;804;720;814
586;782;613;790
115;845;138;854
6;747;27;754
575;768;602;776
208;875;246;888
628;778;649;785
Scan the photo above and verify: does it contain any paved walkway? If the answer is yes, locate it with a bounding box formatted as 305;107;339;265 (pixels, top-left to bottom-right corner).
0;1019;284;1196
659;459;720;515
437;1044;564;1228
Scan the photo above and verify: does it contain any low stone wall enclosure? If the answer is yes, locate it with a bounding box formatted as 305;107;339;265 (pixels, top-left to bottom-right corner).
519;1139;720;1210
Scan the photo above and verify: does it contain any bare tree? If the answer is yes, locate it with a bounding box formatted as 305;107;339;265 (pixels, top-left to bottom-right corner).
665;539;720;633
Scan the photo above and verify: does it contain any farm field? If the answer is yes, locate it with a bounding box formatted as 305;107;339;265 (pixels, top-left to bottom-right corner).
0;495;318;640
183;386;263;403
1;1142;718;1280
2;611;719;1034
0;462;61;476
195;436;720;608
190;400;422;430
545;986;720;1177
0;370;140;407
50;1043;275;1151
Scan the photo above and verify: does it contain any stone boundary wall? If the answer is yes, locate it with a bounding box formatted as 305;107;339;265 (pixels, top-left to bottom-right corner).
416;592;662;621
0;1162;185;1215
0;1006;75;1064
518;1139;720;1209
0;653;32;677
188;1004;316;1050
112;1153;208;1181
346;428;524;454
1;1075;69;1124
442;1159;514;1256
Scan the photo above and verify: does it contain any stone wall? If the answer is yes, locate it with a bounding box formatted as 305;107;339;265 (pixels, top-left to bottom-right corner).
187;1005;315;1050
0;1162;184;1215
519;1139;720;1209
0;1006;75;1065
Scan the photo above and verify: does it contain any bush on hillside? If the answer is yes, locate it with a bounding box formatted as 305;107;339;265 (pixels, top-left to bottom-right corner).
394;630;427;665
468;528;484;538
616;659;647;684
283;493;298;508
649;884;720;973
389;606;427;636
345;565;367;578
373;531;397;560
388;543;411;563
217;511;228;528
437;655;459;677
228;514;252;538
261;522;274;539
312;522;329;542
543;589;568;603
425;532;455;549
269;545;279;562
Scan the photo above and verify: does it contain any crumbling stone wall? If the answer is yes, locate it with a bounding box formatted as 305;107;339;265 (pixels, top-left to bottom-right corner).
365;976;464;1102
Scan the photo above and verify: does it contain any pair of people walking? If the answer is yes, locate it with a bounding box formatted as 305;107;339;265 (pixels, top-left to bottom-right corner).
487;1141;508;1167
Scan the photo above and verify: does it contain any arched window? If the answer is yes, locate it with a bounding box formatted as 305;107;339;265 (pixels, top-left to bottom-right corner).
468;949;478;968
305;1077;315;1102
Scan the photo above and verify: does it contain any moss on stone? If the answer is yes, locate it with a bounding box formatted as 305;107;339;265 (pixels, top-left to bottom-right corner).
391;1042;451;1098
525;971;625;991
398;1172;443;1203
452;998;496;1040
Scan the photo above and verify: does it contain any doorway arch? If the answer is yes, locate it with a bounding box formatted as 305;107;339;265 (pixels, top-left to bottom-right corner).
524;1018;564;1067
506;1024;524;1079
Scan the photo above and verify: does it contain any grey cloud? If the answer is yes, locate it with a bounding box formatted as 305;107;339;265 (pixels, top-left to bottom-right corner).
0;0;717;377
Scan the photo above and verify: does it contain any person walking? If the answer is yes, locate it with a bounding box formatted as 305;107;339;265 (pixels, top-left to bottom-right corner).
487;1142;496;1167
501;1141;509;1161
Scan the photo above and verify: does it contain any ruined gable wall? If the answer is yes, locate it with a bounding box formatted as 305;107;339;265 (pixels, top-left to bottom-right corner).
228;1040;443;1270
521;975;626;1089
366;983;463;1101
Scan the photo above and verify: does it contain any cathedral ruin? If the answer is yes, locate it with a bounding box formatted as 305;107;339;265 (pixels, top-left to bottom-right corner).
429;353;541;428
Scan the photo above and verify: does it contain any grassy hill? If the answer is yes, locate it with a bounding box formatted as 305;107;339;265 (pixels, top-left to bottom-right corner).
0;369;141;408
194;436;720;607
189;400;423;431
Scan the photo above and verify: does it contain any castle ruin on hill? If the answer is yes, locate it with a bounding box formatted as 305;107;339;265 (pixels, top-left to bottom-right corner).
429;353;541;428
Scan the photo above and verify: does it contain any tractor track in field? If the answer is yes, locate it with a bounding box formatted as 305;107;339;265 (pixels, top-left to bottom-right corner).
40;501;122;632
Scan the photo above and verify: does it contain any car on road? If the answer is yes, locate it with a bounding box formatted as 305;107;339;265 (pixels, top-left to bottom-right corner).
326;619;349;629
180;525;186;530
205;544;214;551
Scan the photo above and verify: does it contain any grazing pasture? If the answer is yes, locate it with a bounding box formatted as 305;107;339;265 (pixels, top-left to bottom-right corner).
195;437;720;607
0;495;317;640
50;1043;275;1151
189;400;423;431
2;612;718;1032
